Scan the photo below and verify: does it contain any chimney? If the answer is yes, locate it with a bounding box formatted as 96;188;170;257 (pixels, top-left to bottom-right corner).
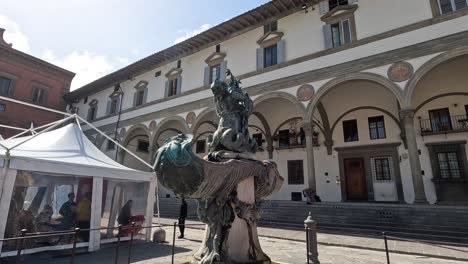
0;28;13;48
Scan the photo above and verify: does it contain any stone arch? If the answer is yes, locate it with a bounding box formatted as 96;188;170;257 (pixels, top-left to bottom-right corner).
191;108;218;135
253;91;306;117
121;124;150;148
330;106;402;134
305;72;405;122
119;124;151;170
404;46;468;107
414;92;468;113
152;116;189;149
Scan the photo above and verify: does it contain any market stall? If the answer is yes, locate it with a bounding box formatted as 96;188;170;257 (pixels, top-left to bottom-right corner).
0;123;156;256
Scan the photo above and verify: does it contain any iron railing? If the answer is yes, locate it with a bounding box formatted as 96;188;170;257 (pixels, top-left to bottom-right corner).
1;218;468;264
420;114;468;135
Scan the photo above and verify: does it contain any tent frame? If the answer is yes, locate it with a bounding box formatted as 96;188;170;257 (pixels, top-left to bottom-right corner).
0;96;161;254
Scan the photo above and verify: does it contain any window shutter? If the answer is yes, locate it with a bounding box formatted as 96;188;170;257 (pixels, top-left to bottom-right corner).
256;48;264;70
42;90;49;105
133;92;137;107
116;97;121;113
277;40;285;64
219;61;227;81
319;1;329;15
176;76;182;95
348;0;358;4
322;24;333;49
164;81;169;97
203;66;210;87
143;87;148;104
106;100;111;115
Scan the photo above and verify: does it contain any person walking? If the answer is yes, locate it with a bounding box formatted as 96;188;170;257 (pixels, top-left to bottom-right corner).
178;198;187;239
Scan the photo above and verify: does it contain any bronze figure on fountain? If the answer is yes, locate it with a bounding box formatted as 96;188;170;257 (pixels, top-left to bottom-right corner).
153;69;283;264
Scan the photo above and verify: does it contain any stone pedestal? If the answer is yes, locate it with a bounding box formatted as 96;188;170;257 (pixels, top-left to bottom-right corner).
194;177;270;264
224;177;269;263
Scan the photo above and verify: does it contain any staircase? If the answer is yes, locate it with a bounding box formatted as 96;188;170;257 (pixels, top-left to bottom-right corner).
156;198;468;244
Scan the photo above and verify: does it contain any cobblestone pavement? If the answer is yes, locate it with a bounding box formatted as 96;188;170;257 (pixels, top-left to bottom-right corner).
5;222;467;264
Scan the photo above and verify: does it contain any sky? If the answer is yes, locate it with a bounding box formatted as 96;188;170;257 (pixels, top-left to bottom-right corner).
0;0;270;90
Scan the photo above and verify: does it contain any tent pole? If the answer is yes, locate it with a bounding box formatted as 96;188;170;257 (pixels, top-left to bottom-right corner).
7;119;64;140
75;116;153;169
0;155;15;254
0;125;28;131
0;95;72;117
8;115;76;150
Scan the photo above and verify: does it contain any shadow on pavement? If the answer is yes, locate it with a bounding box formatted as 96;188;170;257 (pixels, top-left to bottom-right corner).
0;241;192;264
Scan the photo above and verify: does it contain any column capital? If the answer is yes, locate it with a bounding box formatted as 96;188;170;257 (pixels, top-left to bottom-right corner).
303;122;314;133
399;109;415;120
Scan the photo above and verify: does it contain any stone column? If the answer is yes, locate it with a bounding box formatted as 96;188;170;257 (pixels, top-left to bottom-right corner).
304;122;316;192
400;109;427;203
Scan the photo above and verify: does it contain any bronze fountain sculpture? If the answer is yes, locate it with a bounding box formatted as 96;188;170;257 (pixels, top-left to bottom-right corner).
153;70;283;264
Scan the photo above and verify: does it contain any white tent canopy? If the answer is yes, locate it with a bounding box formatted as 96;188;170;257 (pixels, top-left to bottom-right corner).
0;122;156;255
0;124;154;181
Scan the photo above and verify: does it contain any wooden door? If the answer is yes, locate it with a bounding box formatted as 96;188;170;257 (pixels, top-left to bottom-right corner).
344;158;367;200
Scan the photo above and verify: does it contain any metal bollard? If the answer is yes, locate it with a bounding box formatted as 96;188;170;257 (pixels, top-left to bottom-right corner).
127;222;136;264
383;232;390;264
171;222;177;264
70;228;80;264
304;212;320;264
115;225;123;264
15;229;27;264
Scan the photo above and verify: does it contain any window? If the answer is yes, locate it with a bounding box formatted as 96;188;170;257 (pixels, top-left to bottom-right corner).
177;60;181;68
465;104;468;115
215;44;221;53
278;129;290;148
196;140;206;154
343;119;358;142
83;96;88;104
155;71;161;77
110;97;119;114
137;140;149;152
107;140;115;150
0;103;6;112
329;0;349;10
252;133;263;148
437;152;462;179
88;106;97;121
0;77;12;97
209;64;221;84
135;89;145;106
331;19;351;48
264;44;278;68
429;108;452;132
168;78;178;97
32;87;47;104
371;157;393;181
368;116;386;140
288;160;304;185
438;0;468;14
263;21;277;34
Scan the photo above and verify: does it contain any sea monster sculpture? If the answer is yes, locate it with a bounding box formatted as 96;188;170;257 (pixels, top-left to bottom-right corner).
153;70;283;264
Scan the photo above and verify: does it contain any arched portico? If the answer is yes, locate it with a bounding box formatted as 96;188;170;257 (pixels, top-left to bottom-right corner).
405;50;468;203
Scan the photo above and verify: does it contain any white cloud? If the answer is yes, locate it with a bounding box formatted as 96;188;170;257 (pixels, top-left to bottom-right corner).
42;50;116;90
0;14;30;52
174;24;210;44
117;57;130;65
131;48;140;56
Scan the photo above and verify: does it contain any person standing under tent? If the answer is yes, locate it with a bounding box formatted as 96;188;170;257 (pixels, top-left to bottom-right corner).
77;192;92;242
178;198;188;239
59;193;77;230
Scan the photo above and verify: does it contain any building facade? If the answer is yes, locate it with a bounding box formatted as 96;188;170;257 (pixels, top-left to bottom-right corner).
0;28;75;138
65;0;468;204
